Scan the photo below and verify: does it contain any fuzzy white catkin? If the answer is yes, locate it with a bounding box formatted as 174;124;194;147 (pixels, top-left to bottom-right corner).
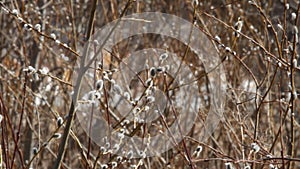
100;146;106;153
34;24;41;32
251;142;260;153
101;164;108;169
53;133;61;139
225;162;233;169
196;145;202;152
55;39;60;44
111;161;117;168
113;144;120;152
17;16;24;23
294;26;299;44
293;58;297;68
159;53;168;61
12;9;18;15
116;156;122;162
291;13;296;20
192;145;203;157
24;24;32;31
192;0;199;7
277;24;283;30
39;67;49;75
293;90;297;99
144;105;150;111
145;78;153;87
32;147;38;155
57;117;63;126
96;79;103;90
294;26;298;34
234;17;243;37
123;92;130;101
278;62;282;67
127;150;133;159
93;39;99;45
285;3;289;9
225;47;231;52
28;66;36;72
146;96;155;103
63;43;68;48
269;164;278;169
215;35;221;42
50;33;56;39
35;96;41;106
244;165;251;169
150;67;156;77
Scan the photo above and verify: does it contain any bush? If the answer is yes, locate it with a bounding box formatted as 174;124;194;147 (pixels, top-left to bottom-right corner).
0;0;299;168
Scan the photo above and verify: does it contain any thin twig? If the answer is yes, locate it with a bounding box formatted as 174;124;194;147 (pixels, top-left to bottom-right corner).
52;0;98;168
